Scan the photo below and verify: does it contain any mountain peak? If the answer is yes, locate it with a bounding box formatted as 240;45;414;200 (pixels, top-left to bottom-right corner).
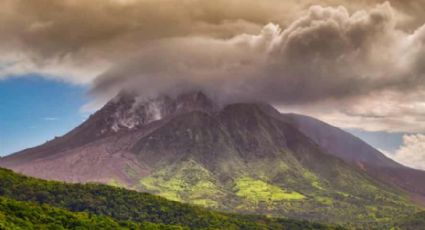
175;91;218;112
95;91;219;134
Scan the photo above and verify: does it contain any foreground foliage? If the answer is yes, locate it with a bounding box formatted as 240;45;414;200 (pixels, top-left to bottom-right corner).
0;196;184;229
0;168;340;229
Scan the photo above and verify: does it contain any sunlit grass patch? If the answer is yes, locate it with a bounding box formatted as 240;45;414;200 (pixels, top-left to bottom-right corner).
235;177;305;204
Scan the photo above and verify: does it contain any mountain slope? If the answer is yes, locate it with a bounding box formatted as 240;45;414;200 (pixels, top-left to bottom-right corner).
395;211;425;230
0;92;421;226
281;114;425;202
131;104;418;223
0;167;338;230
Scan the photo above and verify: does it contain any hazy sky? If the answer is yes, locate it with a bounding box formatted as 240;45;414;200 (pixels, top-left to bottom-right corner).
1;0;425;169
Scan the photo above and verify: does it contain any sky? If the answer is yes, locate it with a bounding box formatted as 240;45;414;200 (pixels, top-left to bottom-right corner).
0;76;88;155
0;0;425;169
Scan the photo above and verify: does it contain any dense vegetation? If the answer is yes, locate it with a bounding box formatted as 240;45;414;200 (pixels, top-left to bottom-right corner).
0;196;184;229
0;168;341;229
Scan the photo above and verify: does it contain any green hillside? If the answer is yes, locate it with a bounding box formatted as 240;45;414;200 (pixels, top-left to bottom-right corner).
0;168;339;229
394;211;425;230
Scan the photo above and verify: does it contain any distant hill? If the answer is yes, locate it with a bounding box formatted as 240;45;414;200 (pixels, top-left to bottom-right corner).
0;92;422;226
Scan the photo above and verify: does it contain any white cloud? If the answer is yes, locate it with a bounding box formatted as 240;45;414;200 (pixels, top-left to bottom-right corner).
391;134;425;170
43;117;59;121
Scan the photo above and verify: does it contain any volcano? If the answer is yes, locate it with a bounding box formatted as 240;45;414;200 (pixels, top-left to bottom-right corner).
0;91;422;224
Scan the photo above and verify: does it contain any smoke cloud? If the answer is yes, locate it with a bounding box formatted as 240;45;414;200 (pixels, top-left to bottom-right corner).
2;0;425;132
92;3;425;105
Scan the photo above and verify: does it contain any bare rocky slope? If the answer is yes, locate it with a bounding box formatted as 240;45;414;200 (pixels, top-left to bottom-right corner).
0;91;423;225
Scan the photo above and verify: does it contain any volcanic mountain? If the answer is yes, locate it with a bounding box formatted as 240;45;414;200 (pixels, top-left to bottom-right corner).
0;91;423;224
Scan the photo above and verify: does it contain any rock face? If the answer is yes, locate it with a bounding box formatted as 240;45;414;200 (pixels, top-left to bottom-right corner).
0;92;422;224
